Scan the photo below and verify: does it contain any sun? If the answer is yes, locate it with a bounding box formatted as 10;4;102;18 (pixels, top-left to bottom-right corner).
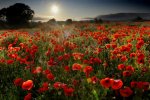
51;5;59;14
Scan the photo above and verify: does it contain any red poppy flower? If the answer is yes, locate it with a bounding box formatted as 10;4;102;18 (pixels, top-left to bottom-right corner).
136;40;144;49
22;80;33;90
42;82;49;88
36;66;43;73
72;52;84;60
14;78;23;86
120;87;133;97
72;63;82;71
45;49;51;56
43;69;51;75
130;53;136;58
117;64;125;70
112;43;117;49
121;55;128;62
105;44;111;49
6;59;14;64
64;66;70;72
93;58;102;64
54;45;64;53
91;76;98;84
137;53;145;64
112;79;123;90
130;81;138;88
33;66;43;74
47;58;57;66
24;93;32;100
63;87;74;96
72;79;79;86
100;78;114;88
126;66;134;72
8;53;18;59
57;56;63;61
63;53;70;60
47;73;54;80
53;82;62;89
19;43;26;49
38;82;49;93
141;67;149;73
137;81;143;89
123;71;132;77
0;58;5;63
83;66;93;77
142;82;149;90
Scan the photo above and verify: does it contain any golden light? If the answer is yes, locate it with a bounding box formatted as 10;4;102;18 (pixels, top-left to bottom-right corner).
51;5;59;14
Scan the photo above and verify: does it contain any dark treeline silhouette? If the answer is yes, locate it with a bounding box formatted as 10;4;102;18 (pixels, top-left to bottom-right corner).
0;3;34;28
66;19;73;24
132;16;144;22
47;18;56;24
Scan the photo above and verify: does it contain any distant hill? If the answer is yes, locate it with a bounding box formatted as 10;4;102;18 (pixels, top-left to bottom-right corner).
95;13;150;21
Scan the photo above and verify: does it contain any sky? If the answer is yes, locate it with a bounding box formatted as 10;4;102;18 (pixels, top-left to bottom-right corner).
0;0;150;21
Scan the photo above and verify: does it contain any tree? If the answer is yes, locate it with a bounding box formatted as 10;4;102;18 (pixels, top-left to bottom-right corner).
94;18;103;23
2;3;34;25
66;19;72;24
0;8;7;20
47;18;56;24
132;16;143;22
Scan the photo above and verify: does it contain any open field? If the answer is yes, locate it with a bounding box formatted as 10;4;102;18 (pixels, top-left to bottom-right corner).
0;22;150;100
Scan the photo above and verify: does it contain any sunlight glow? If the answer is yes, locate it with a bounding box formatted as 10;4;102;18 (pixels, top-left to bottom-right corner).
51;5;59;14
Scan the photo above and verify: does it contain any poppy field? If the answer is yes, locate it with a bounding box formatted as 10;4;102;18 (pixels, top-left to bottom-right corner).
0;22;150;100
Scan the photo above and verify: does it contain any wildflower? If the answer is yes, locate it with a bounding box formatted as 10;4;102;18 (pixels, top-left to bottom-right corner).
83;66;93;77
72;79;79;86
38;82;49;93
63;87;74;96
45;48;51;56
57;56;63;61
136;40;144;49
14;78;23;86
91;76;99;84
117;64;125;70
126;66;134;72
120;87;133;97
130;53;136;58
142;82;149;90
64;66;70;72
100;78;114;88
22;80;33;90
121;55;128;62
72;52;84;60
53;82;63;90
123;71;132;77
105;44;111;49
43;69;51;75
137;53;145;64
130;81;138;88
93;58;102;64
6;59;14;64
47;73;54;80
47;58;57;66
33;66;42;74
72;63;82;71
111;79;123;90
137;81;143;89
24;93;32;100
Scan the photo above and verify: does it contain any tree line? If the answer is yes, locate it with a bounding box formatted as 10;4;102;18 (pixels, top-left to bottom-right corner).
0;3;34;25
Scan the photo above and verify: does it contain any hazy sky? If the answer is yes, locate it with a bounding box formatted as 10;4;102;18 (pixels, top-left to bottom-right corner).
0;0;150;21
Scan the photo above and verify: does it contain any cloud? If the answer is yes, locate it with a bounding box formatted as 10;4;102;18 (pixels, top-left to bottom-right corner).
33;16;49;20
32;15;52;21
32;16;48;20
